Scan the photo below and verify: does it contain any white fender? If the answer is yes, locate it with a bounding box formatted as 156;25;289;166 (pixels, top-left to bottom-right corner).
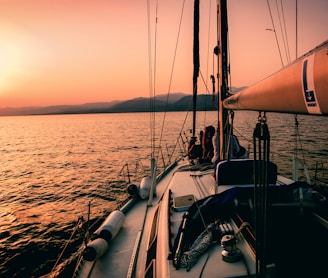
95;210;125;242
84;210;125;261
127;183;140;196
84;238;108;261
139;176;151;199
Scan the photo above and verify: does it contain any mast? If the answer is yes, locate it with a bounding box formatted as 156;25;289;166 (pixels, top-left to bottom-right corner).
218;0;229;160
192;0;200;138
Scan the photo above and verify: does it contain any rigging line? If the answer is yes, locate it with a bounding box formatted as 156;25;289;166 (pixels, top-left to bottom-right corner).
266;0;284;67
147;0;153;149
157;0;186;161
295;0;298;59
199;69;216;99
278;0;291;64
227;24;232;96
51;217;83;274
216;0;221;136
168;104;192;162
293;1;299;183
233;127;251;145
205;0;213;85
162;93;194;167
152;0;159;158
199;69;219;115
204;0;213;124
274;0;290;64
147;0;158;157
224;114;233;159
199;70;209;127
294;116;311;179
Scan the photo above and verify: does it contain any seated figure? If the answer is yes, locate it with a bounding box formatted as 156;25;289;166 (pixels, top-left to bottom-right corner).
188;131;203;160
212;128;248;163
202;125;215;162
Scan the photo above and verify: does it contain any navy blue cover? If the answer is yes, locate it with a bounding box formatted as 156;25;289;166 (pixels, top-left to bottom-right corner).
216;159;277;185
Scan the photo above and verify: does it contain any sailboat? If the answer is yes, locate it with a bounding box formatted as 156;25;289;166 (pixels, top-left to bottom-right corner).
72;1;328;277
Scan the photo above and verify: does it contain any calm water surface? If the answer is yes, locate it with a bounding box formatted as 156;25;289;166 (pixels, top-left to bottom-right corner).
0;111;327;277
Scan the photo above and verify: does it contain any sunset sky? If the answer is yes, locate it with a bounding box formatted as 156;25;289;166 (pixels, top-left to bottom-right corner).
0;0;327;108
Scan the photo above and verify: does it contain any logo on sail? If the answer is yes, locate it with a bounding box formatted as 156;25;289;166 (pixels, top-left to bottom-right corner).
302;55;321;114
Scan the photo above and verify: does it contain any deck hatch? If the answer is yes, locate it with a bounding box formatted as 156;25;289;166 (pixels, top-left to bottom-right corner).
173;194;196;211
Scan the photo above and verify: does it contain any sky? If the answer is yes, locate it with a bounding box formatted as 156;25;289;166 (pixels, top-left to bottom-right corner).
0;0;327;108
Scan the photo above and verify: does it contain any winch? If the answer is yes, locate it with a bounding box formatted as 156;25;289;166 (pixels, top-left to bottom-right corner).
221;234;242;262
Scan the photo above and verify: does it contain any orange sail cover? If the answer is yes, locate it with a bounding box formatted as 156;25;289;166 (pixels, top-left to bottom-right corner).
224;40;328;115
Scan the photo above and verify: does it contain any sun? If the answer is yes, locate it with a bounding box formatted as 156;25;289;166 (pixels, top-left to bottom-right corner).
0;39;23;92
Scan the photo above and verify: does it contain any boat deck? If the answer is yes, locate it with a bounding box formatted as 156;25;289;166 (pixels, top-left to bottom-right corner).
77;159;189;278
77;158;328;278
154;164;260;278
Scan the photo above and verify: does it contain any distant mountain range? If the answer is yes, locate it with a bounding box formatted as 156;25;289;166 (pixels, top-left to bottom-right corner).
0;88;245;116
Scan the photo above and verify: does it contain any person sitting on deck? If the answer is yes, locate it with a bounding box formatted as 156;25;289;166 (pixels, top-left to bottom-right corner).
229;134;248;159
188;131;203;160
202;125;215;162
211;126;248;163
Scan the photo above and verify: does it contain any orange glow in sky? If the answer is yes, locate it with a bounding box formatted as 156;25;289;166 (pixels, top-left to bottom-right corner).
0;0;327;108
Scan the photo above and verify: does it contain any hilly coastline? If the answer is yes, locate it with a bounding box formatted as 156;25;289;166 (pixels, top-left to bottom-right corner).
0;89;244;116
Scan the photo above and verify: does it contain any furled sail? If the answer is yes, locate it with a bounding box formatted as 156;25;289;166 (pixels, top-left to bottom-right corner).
224;40;328;115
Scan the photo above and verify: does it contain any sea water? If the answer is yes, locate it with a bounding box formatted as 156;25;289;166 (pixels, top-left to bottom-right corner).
0;111;327;277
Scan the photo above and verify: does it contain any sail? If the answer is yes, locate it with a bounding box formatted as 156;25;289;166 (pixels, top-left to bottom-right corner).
224;40;328;115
